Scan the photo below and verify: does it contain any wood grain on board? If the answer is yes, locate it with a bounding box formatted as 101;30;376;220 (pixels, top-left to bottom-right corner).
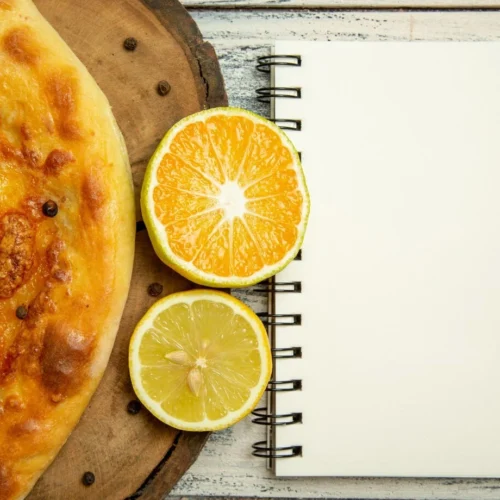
170;9;500;500
27;0;227;498
184;0;500;9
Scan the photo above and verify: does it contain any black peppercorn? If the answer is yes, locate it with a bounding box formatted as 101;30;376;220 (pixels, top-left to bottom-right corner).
157;80;171;96
147;282;163;297
127;400;142;415
82;471;95;486
16;305;28;320
42;200;58;218
123;37;137;51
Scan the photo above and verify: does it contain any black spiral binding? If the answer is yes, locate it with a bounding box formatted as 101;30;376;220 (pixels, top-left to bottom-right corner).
251;54;304;462
252;408;303;425
252;441;303;459
256;87;301;103
251;275;303;460
256;55;301;73
250;281;302;294
257;312;301;326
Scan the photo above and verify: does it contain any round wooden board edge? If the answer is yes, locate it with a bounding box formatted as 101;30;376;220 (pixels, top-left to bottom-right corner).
128;2;227;499
142;0;228;110
127;430;211;500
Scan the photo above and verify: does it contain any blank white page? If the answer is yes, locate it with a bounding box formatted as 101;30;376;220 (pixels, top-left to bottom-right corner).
272;41;500;477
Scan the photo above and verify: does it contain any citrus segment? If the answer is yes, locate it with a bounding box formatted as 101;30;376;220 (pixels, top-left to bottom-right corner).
166;210;224;262
141;107;309;287
245;214;297;264
244;167;299;198
246;191;304;226
153;185;218;224
237;123;295;187
232;217;264;277
157;154;220;195
193;221;231;276
169;121;225;184
129;290;272;431
205;114;254;181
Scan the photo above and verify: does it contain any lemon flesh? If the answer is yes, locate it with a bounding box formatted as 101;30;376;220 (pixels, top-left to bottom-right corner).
129;290;272;431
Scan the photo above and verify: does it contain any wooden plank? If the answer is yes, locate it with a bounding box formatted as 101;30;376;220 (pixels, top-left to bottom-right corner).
190;9;500;43
184;0;500;9
171;9;500;499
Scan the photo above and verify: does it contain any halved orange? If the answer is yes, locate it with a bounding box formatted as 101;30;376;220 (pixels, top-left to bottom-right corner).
141;107;309;287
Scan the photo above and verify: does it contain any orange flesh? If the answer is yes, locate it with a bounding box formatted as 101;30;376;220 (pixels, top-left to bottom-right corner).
153;115;304;278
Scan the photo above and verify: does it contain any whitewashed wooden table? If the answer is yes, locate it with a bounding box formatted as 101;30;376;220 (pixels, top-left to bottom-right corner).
171;2;500;498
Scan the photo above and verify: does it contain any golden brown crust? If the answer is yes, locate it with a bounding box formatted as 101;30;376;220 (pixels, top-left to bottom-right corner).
0;214;35;299
0;1;135;498
3;26;40;65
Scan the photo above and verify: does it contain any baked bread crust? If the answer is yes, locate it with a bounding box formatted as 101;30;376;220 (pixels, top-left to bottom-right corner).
0;1;135;498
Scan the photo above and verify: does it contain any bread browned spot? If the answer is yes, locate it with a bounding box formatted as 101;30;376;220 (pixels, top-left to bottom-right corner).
0;463;16;500
43;149;74;176
59;119;81;140
0;213;35;299
0;135;40;167
26;287;55;329
0;349;18;383
3;27;39;65
0;136;22;162
8;418;41;437
46;239;71;282
45;73;82;140
81;174;106;221
20;123;31;141
40;324;94;399
4;394;24;411
21;144;40;168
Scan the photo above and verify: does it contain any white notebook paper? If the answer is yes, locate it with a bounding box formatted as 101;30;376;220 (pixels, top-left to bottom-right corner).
265;41;500;478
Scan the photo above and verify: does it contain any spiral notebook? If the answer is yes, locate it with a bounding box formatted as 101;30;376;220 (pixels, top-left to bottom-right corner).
252;41;500;478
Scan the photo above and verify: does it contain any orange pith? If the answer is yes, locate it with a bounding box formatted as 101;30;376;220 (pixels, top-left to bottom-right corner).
152;112;305;279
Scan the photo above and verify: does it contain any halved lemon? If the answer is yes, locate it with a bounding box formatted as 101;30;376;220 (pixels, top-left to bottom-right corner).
129;289;272;431
141;107;309;288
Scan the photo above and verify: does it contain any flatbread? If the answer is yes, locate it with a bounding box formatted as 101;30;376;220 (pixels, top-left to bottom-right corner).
0;1;135;498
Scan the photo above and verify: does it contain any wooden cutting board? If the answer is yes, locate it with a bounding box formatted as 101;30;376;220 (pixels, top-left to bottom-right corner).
27;1;227;498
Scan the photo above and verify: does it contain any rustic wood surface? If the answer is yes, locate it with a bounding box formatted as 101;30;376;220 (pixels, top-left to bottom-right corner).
168;7;500;500
26;0;227;498
185;0;500;8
